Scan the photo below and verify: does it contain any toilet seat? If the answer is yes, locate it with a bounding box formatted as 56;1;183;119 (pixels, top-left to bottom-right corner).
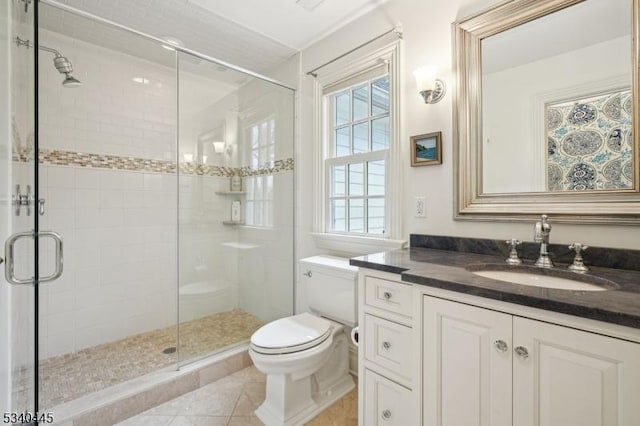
250;313;332;355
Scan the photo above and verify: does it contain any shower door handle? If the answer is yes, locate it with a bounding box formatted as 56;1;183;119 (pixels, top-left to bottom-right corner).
5;231;36;285
39;231;64;284
4;230;64;285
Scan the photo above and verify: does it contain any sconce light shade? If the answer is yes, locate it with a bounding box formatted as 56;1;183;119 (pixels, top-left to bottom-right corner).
183;153;193;162
413;65;446;104
213;142;225;153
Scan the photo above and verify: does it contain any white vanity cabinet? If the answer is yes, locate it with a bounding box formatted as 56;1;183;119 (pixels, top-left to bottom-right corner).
358;270;418;426
423;295;640;426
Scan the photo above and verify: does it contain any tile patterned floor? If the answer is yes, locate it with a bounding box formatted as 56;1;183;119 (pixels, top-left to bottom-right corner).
116;366;358;426
39;310;264;409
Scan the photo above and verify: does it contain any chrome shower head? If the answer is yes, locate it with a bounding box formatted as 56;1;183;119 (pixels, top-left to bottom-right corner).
53;55;82;88
15;39;83;88
62;74;82;88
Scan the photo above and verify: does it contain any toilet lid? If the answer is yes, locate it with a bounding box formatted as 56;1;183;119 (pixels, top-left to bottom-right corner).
250;313;332;355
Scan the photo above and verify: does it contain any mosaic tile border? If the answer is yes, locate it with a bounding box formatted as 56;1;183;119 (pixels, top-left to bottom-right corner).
12;149;294;177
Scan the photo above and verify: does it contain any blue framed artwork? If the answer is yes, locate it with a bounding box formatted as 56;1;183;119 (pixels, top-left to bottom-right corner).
411;131;442;166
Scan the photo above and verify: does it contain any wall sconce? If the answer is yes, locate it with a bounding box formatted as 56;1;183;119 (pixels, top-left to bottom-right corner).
212;141;233;156
213;142;225;154
183;153;194;162
413;65;446;104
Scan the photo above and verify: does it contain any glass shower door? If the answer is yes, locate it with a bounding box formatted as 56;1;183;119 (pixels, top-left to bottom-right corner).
1;0;39;420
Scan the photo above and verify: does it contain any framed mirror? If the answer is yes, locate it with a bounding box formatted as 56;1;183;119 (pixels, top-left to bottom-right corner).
453;0;640;224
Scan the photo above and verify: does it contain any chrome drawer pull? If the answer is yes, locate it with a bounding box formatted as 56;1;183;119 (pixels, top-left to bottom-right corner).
494;340;508;353
382;409;392;420
514;346;529;359
383;291;392;300
382;341;391;350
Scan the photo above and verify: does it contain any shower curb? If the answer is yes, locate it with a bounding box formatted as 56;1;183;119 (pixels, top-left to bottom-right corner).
52;345;252;426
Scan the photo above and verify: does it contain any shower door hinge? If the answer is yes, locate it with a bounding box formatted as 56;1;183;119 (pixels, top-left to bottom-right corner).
13;184;32;216
20;0;32;13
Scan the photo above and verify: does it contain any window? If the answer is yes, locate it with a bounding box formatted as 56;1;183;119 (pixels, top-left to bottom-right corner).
325;75;390;236
245;118;275;227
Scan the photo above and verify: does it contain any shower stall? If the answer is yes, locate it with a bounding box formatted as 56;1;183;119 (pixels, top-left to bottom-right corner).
1;0;294;420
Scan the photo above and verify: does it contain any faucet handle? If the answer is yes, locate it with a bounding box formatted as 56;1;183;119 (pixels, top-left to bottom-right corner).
505;238;522;265
568;243;589;273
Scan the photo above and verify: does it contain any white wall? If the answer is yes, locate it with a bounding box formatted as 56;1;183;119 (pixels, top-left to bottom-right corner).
294;0;640;282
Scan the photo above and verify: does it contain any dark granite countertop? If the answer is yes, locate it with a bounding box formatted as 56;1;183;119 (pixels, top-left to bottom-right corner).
351;247;640;329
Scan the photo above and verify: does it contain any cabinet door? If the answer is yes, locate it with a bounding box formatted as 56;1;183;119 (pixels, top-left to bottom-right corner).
364;369;414;426
423;296;512;426
513;317;640;426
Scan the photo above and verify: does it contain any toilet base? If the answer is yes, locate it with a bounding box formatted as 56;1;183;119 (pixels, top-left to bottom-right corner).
255;374;354;426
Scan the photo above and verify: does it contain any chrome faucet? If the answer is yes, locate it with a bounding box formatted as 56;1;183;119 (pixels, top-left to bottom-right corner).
533;214;553;268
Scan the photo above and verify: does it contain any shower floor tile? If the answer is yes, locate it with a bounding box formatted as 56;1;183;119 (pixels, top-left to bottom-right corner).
116;366;358;426
39;309;263;409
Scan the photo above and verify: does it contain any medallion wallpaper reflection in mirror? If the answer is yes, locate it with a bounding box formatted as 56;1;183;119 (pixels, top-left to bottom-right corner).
547;89;633;191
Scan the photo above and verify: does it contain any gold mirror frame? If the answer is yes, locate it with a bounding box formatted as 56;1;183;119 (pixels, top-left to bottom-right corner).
453;0;640;224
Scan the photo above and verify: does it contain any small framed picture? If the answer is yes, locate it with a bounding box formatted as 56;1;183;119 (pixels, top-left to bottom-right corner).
410;132;442;166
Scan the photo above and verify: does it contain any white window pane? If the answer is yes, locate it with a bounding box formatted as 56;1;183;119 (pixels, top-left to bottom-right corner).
335;92;350;126
246;178;255;198
372;76;389;116
353;85;369;121
368;198;385;234
349;163;364;196
265;175;274;200
259;147;268;164
269;120;275;143
331;199;346;232
246;200;255;225
353;122;369;153
255;177;263;200
268;144;275;163
349;199;364;233
251;126;259;148
331;165;346;197
264;201;273;226
372;116;389;151
368;160;385;196
336;127;350;157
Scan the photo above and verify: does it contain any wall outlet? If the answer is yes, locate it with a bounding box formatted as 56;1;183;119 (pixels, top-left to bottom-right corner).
415;196;426;218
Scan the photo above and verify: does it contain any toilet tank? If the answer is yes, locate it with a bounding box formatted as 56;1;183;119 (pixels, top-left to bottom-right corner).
300;255;358;326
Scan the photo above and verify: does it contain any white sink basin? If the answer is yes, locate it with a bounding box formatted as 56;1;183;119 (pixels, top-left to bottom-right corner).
471;270;609;291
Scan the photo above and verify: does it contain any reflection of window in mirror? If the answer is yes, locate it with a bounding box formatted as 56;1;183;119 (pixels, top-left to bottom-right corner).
244;117;275;227
480;0;632;194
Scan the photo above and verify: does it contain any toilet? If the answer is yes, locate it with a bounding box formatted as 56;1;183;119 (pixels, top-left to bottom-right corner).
249;255;358;426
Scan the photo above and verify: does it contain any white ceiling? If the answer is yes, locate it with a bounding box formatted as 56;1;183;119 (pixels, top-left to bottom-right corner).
46;0;389;75
482;0;630;74
187;0;389;49
48;0;298;74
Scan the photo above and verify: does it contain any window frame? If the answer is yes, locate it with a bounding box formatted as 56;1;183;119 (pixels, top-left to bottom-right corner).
324;75;391;236
311;39;404;250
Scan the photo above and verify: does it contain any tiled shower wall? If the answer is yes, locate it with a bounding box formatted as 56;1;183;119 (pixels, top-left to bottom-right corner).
34;28;235;359
34;26;294;359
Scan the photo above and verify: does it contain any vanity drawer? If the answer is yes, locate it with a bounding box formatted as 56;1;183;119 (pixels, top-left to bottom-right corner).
364;314;413;381
364;276;413;318
364;369;413;426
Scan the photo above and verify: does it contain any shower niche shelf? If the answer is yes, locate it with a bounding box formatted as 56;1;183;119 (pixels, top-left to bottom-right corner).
222;220;245;226
215;191;245;195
